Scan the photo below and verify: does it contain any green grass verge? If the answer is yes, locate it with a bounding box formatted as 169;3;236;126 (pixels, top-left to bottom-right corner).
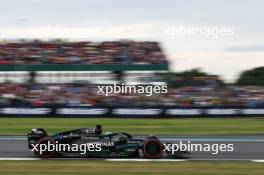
1;117;264;135
0;160;263;175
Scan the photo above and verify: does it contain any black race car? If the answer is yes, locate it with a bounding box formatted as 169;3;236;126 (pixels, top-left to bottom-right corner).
28;125;189;159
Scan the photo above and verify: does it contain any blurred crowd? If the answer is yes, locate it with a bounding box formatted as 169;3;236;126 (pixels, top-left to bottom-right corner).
0;83;263;107
0;40;167;64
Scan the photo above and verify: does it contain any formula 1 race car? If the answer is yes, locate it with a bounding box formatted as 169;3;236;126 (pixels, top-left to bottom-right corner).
27;125;189;159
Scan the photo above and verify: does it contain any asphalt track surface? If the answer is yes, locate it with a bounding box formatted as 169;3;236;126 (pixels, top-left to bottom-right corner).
1;135;264;160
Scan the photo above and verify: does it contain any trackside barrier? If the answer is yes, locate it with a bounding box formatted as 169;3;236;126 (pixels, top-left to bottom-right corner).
0;106;264;117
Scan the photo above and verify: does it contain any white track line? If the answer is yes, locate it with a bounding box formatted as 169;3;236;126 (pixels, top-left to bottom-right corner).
106;159;186;162
0;158;40;160
251;160;264;162
0;158;186;161
0;158;264;162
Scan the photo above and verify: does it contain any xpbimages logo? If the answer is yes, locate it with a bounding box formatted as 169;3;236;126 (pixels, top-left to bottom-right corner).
97;83;168;96
31;141;102;155
163;141;234;155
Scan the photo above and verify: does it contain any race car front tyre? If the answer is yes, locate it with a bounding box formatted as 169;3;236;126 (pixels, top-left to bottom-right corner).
143;138;164;159
35;137;56;158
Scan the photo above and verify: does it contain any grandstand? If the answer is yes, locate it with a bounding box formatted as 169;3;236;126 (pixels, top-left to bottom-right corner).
0;40;263;117
0;40;168;71
0;83;263;108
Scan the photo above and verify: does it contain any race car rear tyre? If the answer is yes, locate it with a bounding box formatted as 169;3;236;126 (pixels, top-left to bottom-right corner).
143;138;163;159
35;137;56;159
